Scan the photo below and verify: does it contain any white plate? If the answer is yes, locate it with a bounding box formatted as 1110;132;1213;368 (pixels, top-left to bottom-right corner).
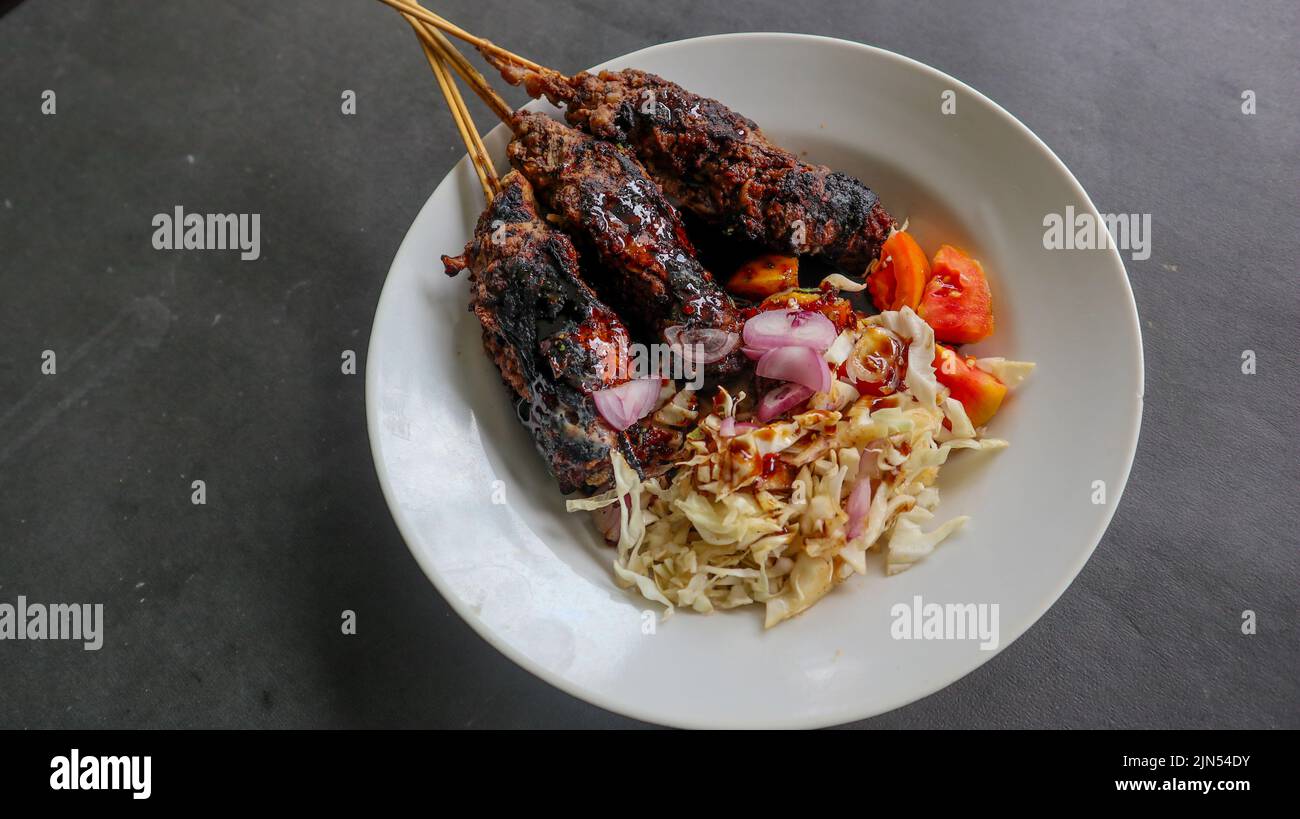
366;33;1143;728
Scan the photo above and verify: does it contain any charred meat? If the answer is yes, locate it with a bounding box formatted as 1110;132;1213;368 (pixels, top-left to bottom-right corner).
443;171;691;494
506;111;746;374
489;63;896;274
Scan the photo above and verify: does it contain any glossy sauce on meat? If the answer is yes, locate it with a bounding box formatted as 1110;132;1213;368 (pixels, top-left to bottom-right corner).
443;171;687;494
506;111;745;374
485;61;896;275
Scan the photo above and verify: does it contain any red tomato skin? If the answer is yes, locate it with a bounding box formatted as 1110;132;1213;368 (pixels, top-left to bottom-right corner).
919;245;994;345
933;345;1006;426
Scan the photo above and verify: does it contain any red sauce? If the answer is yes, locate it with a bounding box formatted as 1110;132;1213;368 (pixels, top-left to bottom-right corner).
761;453;781;477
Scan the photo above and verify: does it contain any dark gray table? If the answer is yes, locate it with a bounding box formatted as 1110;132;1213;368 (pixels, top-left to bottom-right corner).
1;0;1296;729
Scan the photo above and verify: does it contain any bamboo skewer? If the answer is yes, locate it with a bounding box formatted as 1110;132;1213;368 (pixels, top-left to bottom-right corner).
376;0;555;77
421;35;497;200
407;17;513;122
400;17;527;130
401;11;499;200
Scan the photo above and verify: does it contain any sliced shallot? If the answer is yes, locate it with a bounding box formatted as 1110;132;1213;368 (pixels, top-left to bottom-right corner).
664;325;740;365
756;382;815;423
591;492;633;542
845;476;874;540
742;309;837;352
755;346;832;394
592;378;662;431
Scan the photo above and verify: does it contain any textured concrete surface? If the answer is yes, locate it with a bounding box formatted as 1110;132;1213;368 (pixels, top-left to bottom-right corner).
0;0;1296;728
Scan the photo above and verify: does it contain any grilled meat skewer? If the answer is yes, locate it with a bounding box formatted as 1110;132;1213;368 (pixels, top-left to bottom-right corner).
409;18;694;495
400;17;747;375
486;60;896;274
443;171;692;495
507;111;746;374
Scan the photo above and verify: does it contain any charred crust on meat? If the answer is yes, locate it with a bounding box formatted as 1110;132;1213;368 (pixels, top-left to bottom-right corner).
505;111;745;374
446;170;687;495
489;64;897;273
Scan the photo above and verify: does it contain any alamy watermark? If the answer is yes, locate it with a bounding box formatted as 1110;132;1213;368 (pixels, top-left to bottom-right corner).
618;342;708;390
1042;205;1151;261
151;206;261;260
50;749;151;800
890;594;999;651
0;596;103;650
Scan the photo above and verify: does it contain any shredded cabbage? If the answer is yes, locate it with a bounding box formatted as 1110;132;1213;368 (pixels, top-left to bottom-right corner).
886;508;969;575
570;308;1033;626
974;357;1037;388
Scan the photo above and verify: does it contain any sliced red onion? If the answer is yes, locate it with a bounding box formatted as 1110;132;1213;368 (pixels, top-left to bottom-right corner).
664;325;740;365
845;476;874;540
592;378;662;431
591;493;632;542
742;346;767;361
719;416;736;437
756;346;832;394
756;382;814;423
743;309;837;352
592;504;621;542
858;439;886;481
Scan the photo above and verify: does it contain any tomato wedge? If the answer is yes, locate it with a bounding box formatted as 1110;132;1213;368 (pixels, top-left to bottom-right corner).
933;344;1006;426
918;245;994;344
867;231;930;312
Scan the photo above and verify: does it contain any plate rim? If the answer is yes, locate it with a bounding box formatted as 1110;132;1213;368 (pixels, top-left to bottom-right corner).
365;31;1145;729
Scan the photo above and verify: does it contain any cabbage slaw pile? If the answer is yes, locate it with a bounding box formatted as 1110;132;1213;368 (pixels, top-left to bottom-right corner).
569;307;1033;627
